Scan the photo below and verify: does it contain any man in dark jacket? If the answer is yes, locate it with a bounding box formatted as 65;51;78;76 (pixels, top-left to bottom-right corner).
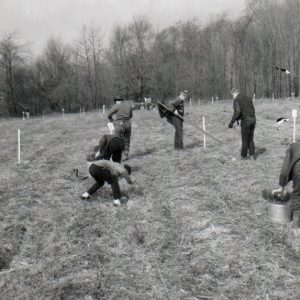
273;142;300;227
107;97;133;160
168;90;188;149
228;88;256;160
97;134;125;163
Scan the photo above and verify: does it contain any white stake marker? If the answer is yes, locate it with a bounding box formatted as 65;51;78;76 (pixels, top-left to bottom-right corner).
103;105;105;114
211;97;214;105
203;116;206;149
22;112;25;120
292;109;297;143
62;108;64;117
18;129;21;164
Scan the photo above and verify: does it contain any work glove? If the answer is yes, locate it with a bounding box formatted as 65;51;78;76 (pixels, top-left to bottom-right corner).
174;110;179;116
228;121;233;128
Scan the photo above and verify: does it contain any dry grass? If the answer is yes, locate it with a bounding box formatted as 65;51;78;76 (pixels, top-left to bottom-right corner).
0;99;300;299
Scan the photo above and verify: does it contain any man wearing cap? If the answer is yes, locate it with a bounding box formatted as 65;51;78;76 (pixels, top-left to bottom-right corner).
168;90;189;149
228;88;256;160
107;97;133;161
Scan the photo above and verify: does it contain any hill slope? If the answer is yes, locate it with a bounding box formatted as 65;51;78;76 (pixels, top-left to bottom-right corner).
0;99;300;299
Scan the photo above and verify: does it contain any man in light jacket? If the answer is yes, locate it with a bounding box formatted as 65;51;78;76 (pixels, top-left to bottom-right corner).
107;97;133;160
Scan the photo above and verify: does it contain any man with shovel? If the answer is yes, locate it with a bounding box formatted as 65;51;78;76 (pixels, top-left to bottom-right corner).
159;90;189;150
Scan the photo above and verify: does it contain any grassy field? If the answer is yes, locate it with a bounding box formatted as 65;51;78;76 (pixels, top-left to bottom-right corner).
0;98;300;300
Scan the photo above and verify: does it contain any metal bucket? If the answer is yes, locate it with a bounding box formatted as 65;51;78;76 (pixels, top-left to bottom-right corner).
268;202;292;224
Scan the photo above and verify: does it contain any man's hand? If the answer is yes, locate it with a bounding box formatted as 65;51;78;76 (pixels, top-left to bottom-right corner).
228;121;233;128
95;150;100;159
272;187;284;195
174;110;179;116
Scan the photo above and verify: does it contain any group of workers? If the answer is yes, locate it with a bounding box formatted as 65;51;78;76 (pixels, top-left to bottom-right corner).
80;89;300;227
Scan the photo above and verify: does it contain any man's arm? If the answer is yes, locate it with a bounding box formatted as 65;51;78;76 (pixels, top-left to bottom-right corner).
97;135;108;158
107;105;118;122
122;170;133;184
170;98;180;111
231;98;241;123
279;147;292;187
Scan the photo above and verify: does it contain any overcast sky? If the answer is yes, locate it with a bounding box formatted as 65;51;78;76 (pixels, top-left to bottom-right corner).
0;0;246;54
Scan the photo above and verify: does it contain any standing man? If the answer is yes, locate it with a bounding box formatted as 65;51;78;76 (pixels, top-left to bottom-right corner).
107;97;133;161
168;90;189;150
273;141;300;228
228;88;256;160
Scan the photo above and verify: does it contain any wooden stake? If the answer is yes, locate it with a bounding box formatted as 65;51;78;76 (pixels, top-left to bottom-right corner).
203;116;206;149
292;109;297;143
18;129;21;164
103;105;105;114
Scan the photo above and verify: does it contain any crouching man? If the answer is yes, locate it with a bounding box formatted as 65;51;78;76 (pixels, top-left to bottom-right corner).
81;160;133;206
273;141;300;227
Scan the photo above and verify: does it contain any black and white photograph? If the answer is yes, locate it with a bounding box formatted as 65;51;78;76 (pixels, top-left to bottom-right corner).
0;0;300;299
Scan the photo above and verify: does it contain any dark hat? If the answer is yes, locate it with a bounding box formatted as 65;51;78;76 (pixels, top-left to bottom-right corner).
124;164;131;175
114;96;124;103
180;90;189;97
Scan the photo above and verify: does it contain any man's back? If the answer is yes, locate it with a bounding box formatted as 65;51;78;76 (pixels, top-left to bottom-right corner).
235;93;255;118
108;102;133;122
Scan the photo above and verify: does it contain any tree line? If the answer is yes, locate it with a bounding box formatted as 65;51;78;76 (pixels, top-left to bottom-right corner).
0;0;299;116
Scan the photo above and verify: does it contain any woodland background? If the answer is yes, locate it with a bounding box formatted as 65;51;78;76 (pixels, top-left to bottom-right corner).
1;0;300;116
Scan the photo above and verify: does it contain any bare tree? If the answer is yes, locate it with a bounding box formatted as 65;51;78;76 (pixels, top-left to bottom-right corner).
0;32;27;115
74;23;104;109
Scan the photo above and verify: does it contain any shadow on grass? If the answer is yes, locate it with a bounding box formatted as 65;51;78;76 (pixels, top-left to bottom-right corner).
255;147;266;159
185;140;203;149
131;147;157;158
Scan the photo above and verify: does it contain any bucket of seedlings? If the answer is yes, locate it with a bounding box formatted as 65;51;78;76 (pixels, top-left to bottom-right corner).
262;189;291;224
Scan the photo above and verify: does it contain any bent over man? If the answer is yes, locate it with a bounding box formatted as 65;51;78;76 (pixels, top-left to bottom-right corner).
82;160;133;206
97;133;125;163
107;97;133;160
228;88;256;160
273;142;300;227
